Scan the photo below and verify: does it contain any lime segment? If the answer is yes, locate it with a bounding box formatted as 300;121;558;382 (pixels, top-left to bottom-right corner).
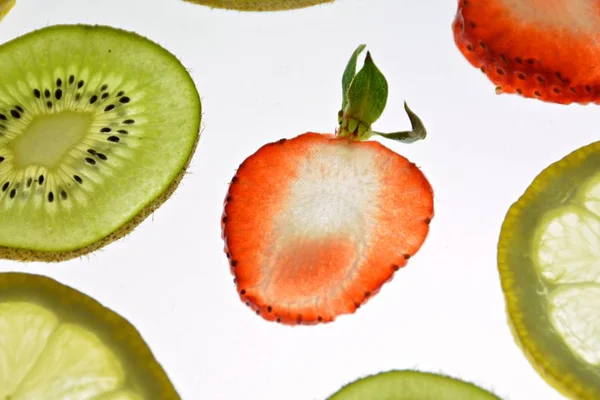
0;302;59;398
578;177;600;218
1;302;126;399
549;284;600;365
533;205;600;284
14;322;124;398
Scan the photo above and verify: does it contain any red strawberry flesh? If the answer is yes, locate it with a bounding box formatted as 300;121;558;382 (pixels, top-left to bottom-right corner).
222;132;433;325
453;0;600;104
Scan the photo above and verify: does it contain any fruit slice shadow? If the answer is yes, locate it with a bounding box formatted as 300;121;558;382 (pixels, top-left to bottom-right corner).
452;0;600;104
499;141;600;399
0;25;201;262
182;0;334;11
327;370;501;399
0;272;180;399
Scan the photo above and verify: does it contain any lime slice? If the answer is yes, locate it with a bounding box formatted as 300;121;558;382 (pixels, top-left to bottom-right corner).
0;0;14;21
326;370;500;400
0;272;179;399
182;0;334;12
499;141;600;399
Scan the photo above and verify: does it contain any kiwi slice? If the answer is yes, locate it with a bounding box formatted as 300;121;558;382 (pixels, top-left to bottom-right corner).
0;272;179;399
0;25;201;262
0;0;14;21
327;370;501;400
498;141;600;399
183;0;334;11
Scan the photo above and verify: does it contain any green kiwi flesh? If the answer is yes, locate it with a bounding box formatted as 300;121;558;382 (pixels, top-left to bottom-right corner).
327;370;502;400
183;0;334;11
0;25;201;262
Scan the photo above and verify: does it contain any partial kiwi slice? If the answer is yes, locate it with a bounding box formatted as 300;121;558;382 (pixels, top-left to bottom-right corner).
183;0;333;11
498;141;600;399
0;0;14;21
0;25;201;262
0;272;179;399
327;370;501;400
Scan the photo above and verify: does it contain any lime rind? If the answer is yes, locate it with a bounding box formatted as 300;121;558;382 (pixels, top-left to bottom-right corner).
95;389;144;400
576;174;600;219
498;141;600;399
183;0;334;12
0;273;180;399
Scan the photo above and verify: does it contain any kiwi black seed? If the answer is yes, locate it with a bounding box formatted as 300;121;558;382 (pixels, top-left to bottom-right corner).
0;25;201;262
327;370;502;400
183;0;334;11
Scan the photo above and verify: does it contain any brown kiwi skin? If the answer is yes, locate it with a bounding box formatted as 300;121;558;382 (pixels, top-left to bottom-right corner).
0;119;202;263
183;0;334;11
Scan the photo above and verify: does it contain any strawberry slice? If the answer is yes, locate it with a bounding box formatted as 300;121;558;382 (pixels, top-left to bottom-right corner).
452;0;600;104
221;46;434;325
222;133;433;325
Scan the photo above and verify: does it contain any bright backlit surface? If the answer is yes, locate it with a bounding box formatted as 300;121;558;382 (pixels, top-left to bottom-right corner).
1;0;597;398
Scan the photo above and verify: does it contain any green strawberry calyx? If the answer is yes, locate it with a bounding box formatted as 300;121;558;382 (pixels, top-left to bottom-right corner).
337;44;427;143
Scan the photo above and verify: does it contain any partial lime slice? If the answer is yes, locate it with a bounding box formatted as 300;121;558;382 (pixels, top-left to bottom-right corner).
499;141;600;399
0;0;14;21
182;0;334;11
326;370;500;400
0;272;179;399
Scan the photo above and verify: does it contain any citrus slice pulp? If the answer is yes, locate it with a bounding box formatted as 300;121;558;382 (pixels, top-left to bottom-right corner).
0;272;179;399
499;141;600;399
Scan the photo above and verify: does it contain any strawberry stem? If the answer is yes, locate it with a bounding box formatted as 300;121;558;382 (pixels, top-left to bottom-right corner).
337;45;427;143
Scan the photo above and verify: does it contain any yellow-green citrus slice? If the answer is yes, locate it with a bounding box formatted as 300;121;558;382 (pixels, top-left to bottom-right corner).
498;141;600;399
0;0;14;21
0;272;179;399
182;0;334;11
326;370;501;400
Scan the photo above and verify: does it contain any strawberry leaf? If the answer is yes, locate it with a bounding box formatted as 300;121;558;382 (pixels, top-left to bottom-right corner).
344;51;389;128
341;44;366;112
336;45;427;144
373;102;427;143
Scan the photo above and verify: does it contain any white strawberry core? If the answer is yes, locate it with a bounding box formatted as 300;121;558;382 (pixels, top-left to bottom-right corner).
274;141;380;243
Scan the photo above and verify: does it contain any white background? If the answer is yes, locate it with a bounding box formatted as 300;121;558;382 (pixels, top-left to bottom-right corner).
1;0;597;398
